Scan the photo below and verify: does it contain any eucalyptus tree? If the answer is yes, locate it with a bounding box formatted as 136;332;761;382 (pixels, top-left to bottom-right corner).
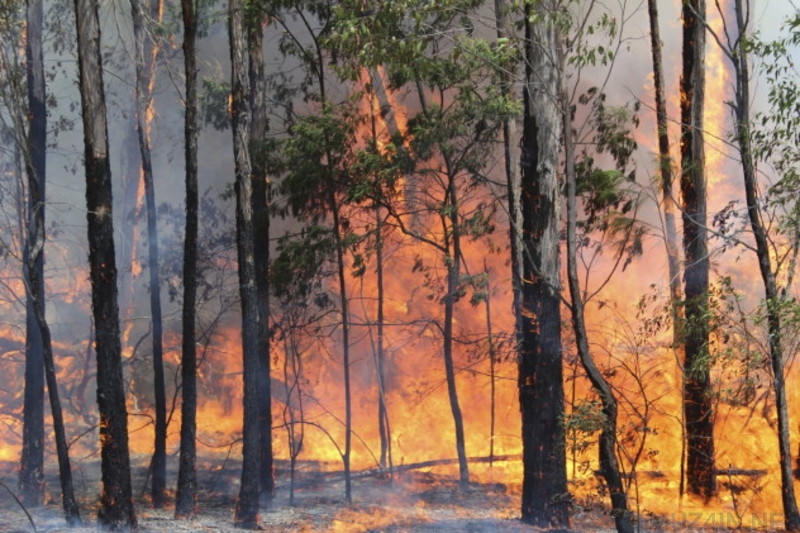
262;0;369;502
518;0;569;526
229;0;262;523
129;0;168;506
175;0;199;517
276;105;361;502
680;0;716;501
712;4;800;528
329;0;514;488
73;0;136;522
0;0;47;507
0;0;80;519
246;0;275;500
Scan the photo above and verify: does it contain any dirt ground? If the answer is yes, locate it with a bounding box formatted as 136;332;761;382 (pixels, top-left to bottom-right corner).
0;457;781;532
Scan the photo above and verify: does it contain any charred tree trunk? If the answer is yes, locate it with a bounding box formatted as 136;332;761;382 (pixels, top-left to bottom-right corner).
21;1;80;520
247;8;274;500
647;0;687;498
129;0;167;507
175;0;198;518
230;0;261;524
25;246;81;524
730;2;800;528
680;0;716;502
19;0;46;507
519;1;569;527
73;0;137;524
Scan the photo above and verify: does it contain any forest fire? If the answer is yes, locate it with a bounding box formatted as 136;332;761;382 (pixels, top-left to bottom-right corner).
3;0;800;531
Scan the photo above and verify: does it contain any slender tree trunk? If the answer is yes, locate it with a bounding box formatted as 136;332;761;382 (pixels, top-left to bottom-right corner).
560;35;632;532
730;2;800;527
175;0;199;518
494;0;522;332
647;0;687;498
73;0;137;523
375;207;392;472
443;176;469;487
329;192;354;503
247;8;274;500
129;0;167;507
21;3;80;519
26;253;81;524
230;0;261;524
483;261;496;465
19;0;46;506
680;0;716;501
519;0;569;527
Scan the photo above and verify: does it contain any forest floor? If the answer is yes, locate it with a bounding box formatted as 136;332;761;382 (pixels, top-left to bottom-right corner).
0;456;782;532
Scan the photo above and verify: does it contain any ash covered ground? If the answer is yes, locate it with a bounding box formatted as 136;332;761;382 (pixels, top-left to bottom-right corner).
0;456;775;532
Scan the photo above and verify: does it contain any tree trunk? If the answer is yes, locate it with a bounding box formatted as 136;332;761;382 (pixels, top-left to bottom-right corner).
561;34;632;532
21;2;81;520
230;0;261;524
444;175;469;487
26;250;82;524
73;0;137;524
680;0;716;501
129;0;167;507
175;0;198;518
329;191;354;503
247;8;274;500
19;0;46;507
494;0;522;333
519;0;569;527
375;207;391;472
647;0;687;498
730;2;800;528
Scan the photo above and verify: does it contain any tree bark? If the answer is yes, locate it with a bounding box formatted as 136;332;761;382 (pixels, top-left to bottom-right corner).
443;173;469;487
247;8;275;500
519;0;569;527
375;207;391;472
20;1;81;520
230;0;261;524
560;33;632;532
647;0;687;498
19;0;46;507
175;0;199;518
73;0;137;524
730;1;800;528
129;0;167;507
680;0;716;502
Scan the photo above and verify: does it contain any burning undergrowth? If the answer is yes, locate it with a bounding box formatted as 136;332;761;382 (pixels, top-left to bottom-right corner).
0;455;787;532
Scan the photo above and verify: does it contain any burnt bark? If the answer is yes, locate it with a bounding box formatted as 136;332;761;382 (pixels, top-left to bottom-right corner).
129;0;167;507
19;0;46;507
230;0;262;524
519;0;569;527
680;0;716;502
729;1;800;528
20;1;81;520
247;8;274;500
25;244;82;524
73;0;137;523
175;0;198;518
